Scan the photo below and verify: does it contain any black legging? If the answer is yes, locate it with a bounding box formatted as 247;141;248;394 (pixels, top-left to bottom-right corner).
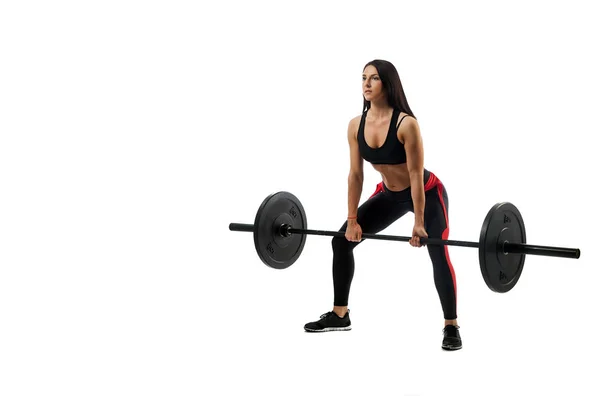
331;170;458;320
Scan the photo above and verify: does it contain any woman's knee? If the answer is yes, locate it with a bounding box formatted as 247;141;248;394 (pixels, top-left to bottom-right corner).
332;236;352;252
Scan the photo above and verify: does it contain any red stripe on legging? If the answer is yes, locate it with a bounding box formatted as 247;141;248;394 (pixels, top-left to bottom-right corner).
424;172;437;192
437;182;457;311
369;181;384;199
373;172;437;197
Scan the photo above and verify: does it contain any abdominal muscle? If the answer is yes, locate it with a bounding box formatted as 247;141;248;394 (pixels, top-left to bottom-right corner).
372;163;413;192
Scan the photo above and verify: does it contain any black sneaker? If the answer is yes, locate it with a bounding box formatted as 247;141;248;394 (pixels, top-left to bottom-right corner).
304;311;351;332
442;325;462;350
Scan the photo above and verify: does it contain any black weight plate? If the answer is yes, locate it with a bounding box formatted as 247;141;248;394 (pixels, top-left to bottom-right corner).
253;191;307;269
479;202;526;293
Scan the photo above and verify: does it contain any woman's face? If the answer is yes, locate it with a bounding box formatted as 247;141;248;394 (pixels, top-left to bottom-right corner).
362;65;384;102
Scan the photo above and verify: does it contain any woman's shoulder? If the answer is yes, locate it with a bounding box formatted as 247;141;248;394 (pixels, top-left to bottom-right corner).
348;113;364;127
396;111;417;127
347;114;363;139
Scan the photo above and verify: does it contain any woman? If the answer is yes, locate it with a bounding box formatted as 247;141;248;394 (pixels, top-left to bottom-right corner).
303;59;462;351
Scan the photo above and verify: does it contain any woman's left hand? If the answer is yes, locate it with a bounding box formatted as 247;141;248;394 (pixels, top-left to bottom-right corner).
410;224;428;247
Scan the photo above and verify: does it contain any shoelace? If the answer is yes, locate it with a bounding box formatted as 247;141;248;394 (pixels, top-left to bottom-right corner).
320;311;348;319
443;325;460;333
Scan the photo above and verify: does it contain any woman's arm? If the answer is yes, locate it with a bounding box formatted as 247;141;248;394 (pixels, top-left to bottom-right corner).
347;116;364;220
401;117;425;225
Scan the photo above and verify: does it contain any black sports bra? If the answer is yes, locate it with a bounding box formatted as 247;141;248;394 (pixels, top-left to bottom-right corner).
357;108;410;165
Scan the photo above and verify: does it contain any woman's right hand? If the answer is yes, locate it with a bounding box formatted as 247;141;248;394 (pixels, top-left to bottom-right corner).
345;220;362;242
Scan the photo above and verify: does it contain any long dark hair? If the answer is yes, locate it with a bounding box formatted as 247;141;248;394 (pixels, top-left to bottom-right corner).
362;59;416;119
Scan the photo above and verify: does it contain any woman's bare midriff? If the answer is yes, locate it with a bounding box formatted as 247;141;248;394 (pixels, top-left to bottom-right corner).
372;163;413;192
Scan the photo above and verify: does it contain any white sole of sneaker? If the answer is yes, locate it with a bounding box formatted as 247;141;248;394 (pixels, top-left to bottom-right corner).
442;345;462;351
304;326;352;332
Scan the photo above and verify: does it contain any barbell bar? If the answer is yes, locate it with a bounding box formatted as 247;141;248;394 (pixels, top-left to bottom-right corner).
229;191;581;293
229;222;579;259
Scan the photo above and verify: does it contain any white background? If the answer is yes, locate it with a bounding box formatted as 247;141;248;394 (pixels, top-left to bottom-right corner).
1;1;599;399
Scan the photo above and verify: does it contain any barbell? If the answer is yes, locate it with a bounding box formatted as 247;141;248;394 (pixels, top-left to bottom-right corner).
229;191;581;293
